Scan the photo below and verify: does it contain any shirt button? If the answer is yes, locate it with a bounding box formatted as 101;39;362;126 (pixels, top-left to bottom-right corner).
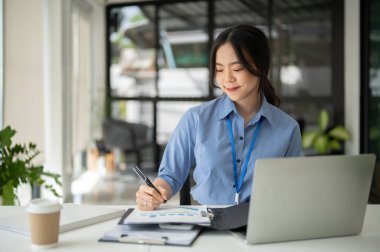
233;185;236;188
240;136;243;140
237;159;241;163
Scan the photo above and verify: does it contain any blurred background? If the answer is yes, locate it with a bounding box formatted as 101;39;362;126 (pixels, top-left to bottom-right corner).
2;0;380;205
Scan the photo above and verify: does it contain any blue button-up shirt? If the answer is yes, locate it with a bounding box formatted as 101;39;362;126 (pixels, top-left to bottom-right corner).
158;94;302;205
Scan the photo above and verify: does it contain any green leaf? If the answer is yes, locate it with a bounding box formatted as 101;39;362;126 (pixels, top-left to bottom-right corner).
13;144;24;154
313;135;329;155
329;139;341;151
318;109;329;131
44;184;61;197
0;126;16;149
369;127;380;140
2;179;16;205
328;126;350;141
43;172;62;186
29;143;36;149
302;131;319;148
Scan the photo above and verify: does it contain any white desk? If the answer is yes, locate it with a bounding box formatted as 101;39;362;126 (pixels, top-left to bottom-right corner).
0;204;379;252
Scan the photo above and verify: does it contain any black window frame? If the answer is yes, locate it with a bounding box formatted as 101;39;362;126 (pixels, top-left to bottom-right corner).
105;0;345;169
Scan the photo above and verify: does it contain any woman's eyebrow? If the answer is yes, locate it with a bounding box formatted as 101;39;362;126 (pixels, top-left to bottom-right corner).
216;61;242;66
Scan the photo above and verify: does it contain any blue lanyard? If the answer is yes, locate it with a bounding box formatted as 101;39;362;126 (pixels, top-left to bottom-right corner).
227;115;262;203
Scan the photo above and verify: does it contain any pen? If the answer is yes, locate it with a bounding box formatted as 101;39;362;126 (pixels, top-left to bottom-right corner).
133;165;167;204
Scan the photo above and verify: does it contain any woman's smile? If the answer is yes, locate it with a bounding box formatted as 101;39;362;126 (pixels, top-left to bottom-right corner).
224;86;241;92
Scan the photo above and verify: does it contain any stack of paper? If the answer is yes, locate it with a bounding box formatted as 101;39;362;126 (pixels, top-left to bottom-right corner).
99;206;208;246
99;204;249;246
122;205;211;225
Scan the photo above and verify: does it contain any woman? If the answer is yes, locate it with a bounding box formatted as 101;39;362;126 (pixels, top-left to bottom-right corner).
135;24;302;210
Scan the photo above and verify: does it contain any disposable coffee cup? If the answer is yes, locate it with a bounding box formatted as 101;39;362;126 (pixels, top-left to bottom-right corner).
27;198;62;249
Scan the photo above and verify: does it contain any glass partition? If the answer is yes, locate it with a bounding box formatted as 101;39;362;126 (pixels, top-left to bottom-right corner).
367;0;380;203
109;5;156;97
111;100;153;127
272;13;332;97
271;1;337;129
158;1;209;97
368;0;380;159
103;1;344;206
214;0;268;29
157;101;202;145
213;0;342;138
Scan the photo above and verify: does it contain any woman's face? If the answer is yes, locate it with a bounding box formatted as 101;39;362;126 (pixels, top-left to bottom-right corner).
215;42;260;104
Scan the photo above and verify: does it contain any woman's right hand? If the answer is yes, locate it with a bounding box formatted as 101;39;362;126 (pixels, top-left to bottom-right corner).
135;183;169;211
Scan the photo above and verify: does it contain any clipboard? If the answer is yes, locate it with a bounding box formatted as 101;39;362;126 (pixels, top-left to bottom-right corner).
99;209;202;246
99;203;249;246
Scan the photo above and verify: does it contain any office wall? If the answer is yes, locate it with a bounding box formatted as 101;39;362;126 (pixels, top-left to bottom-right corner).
3;0;45;159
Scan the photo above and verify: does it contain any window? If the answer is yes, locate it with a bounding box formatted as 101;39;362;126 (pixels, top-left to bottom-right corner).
273;1;343;132
107;1;213;168
109;5;156;98
106;0;344;167
362;0;380;203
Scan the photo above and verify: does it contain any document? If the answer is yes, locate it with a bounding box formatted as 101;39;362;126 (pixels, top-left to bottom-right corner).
99;204;249;247
99;224;202;246
122;205;211;226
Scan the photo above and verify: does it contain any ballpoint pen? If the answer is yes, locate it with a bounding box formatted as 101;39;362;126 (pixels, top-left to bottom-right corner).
133;164;167;204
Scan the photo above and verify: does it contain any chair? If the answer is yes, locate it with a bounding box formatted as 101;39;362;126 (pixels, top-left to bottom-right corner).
180;166;196;205
101;118;153;167
180;175;191;205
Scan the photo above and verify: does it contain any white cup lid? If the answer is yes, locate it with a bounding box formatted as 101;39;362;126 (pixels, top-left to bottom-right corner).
27;198;62;214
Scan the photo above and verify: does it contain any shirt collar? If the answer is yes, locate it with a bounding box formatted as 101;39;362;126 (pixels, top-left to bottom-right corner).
218;93;274;126
218;94;236;120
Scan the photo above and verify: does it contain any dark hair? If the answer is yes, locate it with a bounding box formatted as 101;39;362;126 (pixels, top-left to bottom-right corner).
209;24;280;107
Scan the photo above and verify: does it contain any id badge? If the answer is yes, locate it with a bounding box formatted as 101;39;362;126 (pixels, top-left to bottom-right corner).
235;193;239;205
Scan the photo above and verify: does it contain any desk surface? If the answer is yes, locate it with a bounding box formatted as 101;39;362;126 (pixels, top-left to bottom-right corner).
1;204;379;252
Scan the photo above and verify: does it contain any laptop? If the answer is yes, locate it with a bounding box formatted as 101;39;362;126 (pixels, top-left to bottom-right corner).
233;154;375;244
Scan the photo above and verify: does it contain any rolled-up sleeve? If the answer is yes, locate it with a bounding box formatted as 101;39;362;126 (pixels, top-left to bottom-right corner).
158;109;196;195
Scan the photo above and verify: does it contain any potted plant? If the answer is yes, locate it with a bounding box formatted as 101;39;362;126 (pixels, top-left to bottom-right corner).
0;126;61;205
302;109;350;155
